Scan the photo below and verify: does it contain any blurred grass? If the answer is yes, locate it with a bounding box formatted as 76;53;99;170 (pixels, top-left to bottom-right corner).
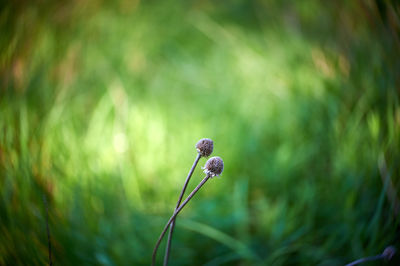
1;0;400;265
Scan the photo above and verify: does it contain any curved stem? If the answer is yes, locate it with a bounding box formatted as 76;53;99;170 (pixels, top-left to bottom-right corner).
345;254;383;266
43;194;53;266
163;153;201;266
152;175;210;266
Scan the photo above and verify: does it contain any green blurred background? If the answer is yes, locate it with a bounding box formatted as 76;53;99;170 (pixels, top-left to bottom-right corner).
1;0;400;265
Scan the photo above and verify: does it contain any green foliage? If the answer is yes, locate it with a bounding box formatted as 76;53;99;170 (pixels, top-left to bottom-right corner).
1;0;399;265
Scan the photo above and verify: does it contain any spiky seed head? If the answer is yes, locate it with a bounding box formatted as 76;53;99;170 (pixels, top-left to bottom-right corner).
203;156;224;177
196;138;214;157
382;246;396;261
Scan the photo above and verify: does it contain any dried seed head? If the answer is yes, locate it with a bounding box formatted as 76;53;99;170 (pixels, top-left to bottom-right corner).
203;156;224;177
196;138;214;157
382;246;396;261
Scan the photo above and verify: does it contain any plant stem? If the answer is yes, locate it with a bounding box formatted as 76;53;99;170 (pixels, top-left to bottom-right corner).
43;194;53;266
345;254;383;266
152;174;211;266
163;153;201;266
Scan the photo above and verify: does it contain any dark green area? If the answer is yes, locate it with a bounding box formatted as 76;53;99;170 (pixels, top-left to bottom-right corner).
1;0;400;265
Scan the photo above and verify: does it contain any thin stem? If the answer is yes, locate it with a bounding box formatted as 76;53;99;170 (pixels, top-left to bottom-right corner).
152;175;211;266
345;254;383;266
163;153;201;266
43;194;53;266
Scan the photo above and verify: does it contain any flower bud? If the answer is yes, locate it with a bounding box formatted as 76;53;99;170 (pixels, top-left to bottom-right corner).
196;138;213;157
382;246;396;261
203;156;224;177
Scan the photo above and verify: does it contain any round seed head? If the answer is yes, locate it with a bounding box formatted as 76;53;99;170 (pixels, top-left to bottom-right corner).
196;138;214;157
203;156;224;177
382;246;396;261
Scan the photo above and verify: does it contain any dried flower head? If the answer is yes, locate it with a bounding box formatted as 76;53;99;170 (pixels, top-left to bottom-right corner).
196;138;214;157
203;156;224;177
382;246;396;261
